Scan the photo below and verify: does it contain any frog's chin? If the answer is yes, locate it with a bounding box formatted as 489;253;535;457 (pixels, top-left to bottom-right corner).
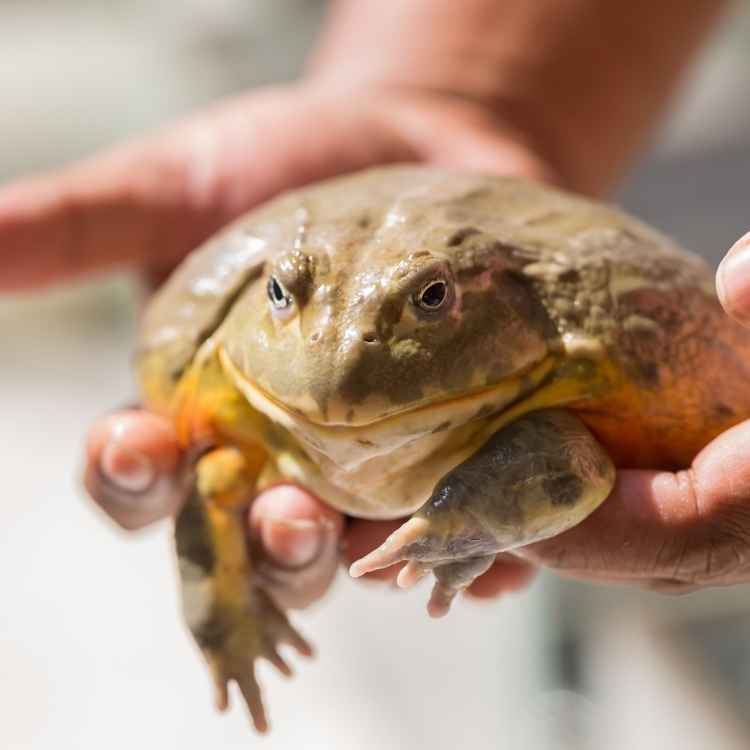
218;346;559;465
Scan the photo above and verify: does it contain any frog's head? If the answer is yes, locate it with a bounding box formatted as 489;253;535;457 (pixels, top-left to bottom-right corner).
218;208;556;429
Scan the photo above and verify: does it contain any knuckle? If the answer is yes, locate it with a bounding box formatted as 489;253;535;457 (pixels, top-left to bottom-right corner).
691;530;750;585
668;468;750;585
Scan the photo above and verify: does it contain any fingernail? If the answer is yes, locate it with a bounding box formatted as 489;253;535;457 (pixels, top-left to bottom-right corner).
259;516;326;569
718;236;750;323
100;440;156;494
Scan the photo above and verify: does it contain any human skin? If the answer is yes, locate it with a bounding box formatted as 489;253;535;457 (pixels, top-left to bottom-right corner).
1;0;735;605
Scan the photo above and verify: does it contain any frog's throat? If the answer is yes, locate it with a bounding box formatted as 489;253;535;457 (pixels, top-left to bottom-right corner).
217;345;606;445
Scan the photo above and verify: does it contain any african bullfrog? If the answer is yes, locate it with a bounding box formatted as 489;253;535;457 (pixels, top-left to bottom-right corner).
135;165;750;731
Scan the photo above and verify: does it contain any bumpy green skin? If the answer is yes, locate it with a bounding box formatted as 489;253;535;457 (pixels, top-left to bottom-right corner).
136;165;750;725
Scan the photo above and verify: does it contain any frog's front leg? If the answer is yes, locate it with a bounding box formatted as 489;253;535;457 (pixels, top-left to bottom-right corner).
176;446;311;733
350;409;615;617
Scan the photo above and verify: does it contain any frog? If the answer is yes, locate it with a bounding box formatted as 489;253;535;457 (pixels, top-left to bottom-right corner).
135;165;750;731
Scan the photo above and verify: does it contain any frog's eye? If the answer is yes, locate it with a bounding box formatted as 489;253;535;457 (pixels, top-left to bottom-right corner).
267;275;292;310
414;279;450;312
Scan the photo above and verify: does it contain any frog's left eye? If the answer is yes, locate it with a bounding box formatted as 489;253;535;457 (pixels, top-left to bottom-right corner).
267;275;292;310
414;279;450;312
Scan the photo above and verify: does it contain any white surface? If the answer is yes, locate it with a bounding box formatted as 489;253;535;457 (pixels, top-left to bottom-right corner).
588;614;750;750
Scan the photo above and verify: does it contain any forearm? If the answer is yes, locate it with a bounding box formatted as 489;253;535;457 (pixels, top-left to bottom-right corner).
309;0;727;195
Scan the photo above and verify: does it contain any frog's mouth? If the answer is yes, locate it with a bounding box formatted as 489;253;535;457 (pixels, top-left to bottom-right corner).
218;345;563;448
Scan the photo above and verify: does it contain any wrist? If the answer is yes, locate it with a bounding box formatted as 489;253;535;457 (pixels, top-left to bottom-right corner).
306;0;516;121
307;0;726;198
304;1;589;195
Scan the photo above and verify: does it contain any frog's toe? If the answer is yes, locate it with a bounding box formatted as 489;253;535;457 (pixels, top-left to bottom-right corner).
236;668;269;734
263;646;293;678
205;649;268;732
205;652;230;712
260;592;314;658
349;517;431;577
427;582;456;619
427;555;496;618
396;560;432;589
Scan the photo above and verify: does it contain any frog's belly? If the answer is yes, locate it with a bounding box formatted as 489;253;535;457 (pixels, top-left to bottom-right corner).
274;421;484;520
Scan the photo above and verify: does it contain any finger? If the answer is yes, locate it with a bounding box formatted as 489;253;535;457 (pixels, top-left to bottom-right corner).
341;519;405;583
0;87;416;291
249;485;343;610
0;139;212;290
717;231;750;328
464;555;538;600
522;419;750;586
84;410;185;530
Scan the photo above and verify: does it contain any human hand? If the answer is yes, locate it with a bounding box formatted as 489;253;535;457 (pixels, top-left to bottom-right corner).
514;233;750;592
3;80;547;608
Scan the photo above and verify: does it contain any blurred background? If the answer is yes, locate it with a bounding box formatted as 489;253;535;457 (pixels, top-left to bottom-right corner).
2;1;750;748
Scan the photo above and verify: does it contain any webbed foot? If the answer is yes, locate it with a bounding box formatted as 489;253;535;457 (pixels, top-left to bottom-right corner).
195;588;312;733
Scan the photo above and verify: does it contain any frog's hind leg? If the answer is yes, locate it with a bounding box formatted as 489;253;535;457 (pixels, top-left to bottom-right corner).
176;446;311;732
351;409;615;616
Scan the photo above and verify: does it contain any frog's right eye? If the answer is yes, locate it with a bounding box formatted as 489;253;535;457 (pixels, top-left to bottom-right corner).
267;276;292;310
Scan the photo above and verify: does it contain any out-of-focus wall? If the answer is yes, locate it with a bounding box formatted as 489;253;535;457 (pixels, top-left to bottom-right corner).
0;0;324;180
620;4;750;264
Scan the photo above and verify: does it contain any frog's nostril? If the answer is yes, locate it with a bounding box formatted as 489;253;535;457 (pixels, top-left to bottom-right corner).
362;331;379;345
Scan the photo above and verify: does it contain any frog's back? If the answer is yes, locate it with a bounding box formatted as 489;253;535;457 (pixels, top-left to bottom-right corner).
137;165;750;467
469;179;750;467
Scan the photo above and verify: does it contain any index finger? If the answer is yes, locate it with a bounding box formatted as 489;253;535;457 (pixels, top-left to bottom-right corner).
0;137;205;291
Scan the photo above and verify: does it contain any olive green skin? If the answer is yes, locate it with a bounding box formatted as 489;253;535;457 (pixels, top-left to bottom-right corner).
138;165;750;520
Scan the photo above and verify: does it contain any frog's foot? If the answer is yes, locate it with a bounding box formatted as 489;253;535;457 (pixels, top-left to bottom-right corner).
195;588;312;733
350;517;498;617
351;410;616;616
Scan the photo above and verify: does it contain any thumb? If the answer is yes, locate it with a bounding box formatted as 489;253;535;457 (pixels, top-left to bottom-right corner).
717;232;750;328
